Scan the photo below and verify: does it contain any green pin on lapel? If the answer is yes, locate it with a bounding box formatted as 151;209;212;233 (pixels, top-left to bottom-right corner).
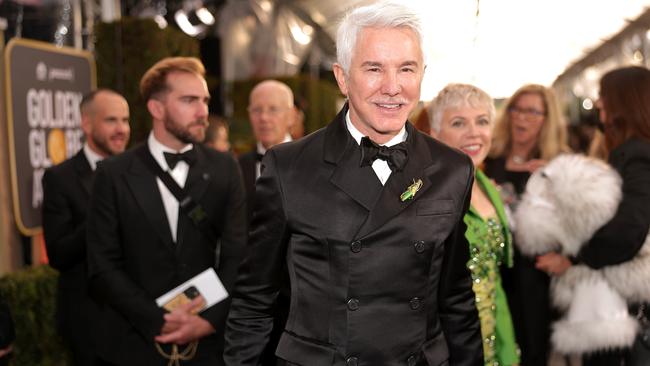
400;178;423;202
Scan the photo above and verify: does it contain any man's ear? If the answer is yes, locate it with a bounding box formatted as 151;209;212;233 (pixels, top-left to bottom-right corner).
80;114;92;135
287;106;298;128
332;63;348;97
147;98;164;121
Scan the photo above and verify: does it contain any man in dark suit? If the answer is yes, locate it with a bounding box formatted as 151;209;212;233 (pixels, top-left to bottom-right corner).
225;3;482;366
42;89;130;366
239;80;296;220
86;57;247;365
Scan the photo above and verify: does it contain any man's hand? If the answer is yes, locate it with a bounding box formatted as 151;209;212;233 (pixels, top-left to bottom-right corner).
155;296;215;345
535;252;572;276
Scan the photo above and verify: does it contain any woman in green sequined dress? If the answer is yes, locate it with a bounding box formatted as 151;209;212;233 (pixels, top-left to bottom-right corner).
430;84;519;366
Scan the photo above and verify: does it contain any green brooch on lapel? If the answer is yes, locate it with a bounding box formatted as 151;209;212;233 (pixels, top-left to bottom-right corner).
400;178;423;202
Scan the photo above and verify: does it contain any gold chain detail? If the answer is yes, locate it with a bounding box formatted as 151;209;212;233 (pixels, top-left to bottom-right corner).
155;341;199;366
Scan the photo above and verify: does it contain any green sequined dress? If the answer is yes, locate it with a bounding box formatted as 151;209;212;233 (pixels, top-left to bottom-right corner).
464;169;520;366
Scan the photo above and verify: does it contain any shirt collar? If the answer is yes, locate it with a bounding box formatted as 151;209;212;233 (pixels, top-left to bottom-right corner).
345;110;407;147
147;132;193;170
256;134;292;155
83;143;104;171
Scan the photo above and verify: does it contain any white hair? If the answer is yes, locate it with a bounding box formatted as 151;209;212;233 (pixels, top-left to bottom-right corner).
336;2;424;75
429;83;496;133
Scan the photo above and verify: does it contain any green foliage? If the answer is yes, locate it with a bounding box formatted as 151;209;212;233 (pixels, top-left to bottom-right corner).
0;265;69;366
228;75;342;153
94;18;200;145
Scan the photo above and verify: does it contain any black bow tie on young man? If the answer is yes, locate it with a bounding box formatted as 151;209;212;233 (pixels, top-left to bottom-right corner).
164;149;197;169
359;136;408;172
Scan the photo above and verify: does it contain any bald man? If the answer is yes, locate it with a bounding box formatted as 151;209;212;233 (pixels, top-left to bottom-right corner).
239;80;296;220
42;89;130;366
237;81;296;366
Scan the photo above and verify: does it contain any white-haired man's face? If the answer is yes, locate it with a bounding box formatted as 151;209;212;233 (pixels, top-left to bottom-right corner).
334;27;424;144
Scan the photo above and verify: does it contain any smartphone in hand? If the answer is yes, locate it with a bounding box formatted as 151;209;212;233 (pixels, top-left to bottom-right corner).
162;286;205;314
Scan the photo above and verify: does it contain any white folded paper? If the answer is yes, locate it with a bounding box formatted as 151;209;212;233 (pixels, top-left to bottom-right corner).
155;267;228;312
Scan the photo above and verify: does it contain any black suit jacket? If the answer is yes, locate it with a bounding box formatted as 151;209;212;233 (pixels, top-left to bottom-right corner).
238;151;257;221
42;150;97;358
86;143;247;366
225;107;482;366
578;137;650;268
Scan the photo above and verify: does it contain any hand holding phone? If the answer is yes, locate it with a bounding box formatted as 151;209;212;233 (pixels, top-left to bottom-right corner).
162;286;205;314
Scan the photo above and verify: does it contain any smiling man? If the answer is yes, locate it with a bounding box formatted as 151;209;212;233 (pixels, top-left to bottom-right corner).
225;3;482;366
86;57;246;365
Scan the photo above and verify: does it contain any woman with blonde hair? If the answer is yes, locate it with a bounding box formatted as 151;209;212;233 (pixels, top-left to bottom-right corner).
430;83;520;366
483;84;570;366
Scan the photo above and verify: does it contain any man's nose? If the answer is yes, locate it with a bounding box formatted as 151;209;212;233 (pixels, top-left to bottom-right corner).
381;72;401;96
116;120;130;133
197;102;209;118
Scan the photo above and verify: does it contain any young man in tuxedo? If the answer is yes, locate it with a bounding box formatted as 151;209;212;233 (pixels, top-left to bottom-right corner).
42;89;130;366
225;3;482;366
86;57;246;365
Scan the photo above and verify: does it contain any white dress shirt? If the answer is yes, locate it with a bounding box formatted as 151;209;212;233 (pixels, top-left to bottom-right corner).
345;111;407;185
147;133;193;242
83;143;104;171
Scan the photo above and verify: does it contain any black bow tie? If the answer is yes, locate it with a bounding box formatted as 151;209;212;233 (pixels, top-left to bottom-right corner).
164;149;197;169
255;152;264;162
359;136;408;172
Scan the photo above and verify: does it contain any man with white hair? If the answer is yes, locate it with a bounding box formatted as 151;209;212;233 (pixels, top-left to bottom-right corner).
240;80;296;220
225;3;482;365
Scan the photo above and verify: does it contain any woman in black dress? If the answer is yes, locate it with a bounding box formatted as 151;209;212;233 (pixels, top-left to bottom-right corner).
536;66;650;366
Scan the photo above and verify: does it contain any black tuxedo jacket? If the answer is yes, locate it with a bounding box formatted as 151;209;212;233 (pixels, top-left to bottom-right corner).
86;143;247;365
42;150;97;363
238;151;257;221
225;107;482;366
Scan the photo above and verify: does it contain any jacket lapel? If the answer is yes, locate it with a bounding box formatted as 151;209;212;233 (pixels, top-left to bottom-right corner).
357;125;436;238
176;147;212;253
126;145;175;249
72;150;93;197
325;106;383;212
184;146;212;201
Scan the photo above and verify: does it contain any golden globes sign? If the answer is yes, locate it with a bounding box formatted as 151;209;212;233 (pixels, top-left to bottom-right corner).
4;38;95;235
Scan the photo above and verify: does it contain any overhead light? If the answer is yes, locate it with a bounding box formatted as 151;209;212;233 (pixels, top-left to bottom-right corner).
582;98;594;110
196;7;215;25
175;9;205;36
154;14;168;29
259;0;273;12
289;19;313;46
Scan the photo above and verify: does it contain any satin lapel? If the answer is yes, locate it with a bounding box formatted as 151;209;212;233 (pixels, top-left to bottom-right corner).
73;150;93;197
184;146;211;201
325;105;383;212
357;125;436;238
126;145;174;248
176;147;212;253
329;143;383;211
